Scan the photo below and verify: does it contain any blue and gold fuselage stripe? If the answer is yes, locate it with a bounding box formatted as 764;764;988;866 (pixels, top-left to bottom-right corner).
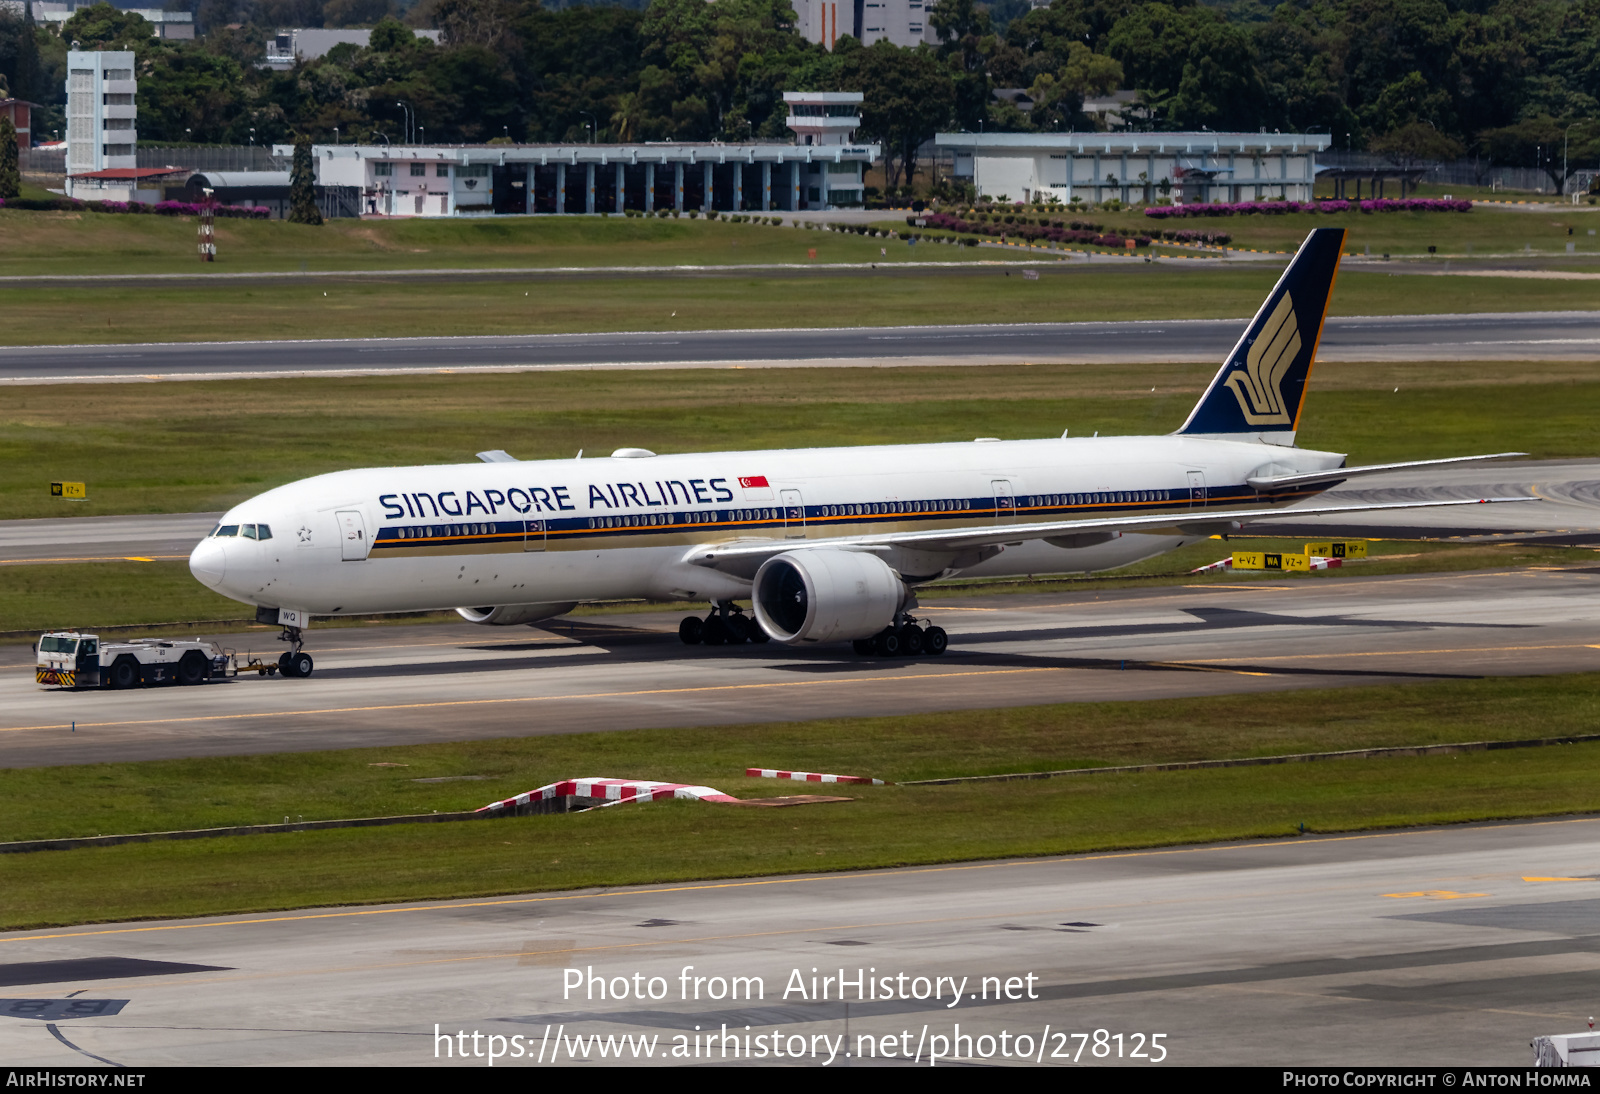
369;483;1319;555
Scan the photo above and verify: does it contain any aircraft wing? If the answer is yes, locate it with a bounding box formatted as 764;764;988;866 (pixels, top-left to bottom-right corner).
1246;452;1527;492
685;495;1536;574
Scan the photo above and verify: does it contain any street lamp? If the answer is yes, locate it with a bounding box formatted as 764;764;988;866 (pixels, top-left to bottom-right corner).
395;101;413;144
248;127;255;147
332;126;339;145
579;111;596;144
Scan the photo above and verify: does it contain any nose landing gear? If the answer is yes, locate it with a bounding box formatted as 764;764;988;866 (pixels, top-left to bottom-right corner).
276;625;314;678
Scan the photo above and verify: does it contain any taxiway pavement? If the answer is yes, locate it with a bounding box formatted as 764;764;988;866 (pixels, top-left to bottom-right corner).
3;563;1598;768
3;311;1598;383
2;816;1597;1066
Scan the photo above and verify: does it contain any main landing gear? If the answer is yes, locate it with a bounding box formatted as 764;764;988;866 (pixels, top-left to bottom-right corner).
851;614;947;658
678;602;769;647
275;625;314;679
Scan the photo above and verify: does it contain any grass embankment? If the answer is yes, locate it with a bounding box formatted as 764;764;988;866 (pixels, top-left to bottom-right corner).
3;359;1597;521
2;672;1598;928
5;264;1599;349
0;209;962;277
890;203;1600;260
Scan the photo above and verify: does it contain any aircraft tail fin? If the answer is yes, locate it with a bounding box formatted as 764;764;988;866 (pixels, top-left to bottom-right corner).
1175;227;1346;445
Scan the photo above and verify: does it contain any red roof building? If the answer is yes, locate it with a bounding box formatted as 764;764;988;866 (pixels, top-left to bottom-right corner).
0;99;40;149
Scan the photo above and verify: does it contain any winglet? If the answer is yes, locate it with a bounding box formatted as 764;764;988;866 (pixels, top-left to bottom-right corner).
1175;227;1346;444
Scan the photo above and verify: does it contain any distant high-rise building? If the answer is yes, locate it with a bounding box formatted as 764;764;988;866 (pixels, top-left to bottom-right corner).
65;50;136;187
791;0;933;50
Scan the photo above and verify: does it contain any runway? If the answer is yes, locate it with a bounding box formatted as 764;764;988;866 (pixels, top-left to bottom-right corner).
4;563;1599;768
2;311;1598;383
3;815;1598;1066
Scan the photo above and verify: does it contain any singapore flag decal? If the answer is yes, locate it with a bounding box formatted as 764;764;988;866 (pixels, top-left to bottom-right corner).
738;476;770;489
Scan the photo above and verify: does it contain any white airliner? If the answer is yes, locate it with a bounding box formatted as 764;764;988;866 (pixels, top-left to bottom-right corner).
189;228;1522;677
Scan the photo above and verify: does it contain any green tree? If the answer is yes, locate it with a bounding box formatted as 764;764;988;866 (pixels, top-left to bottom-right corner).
1107;2;1265;130
1480;114;1600;194
59;3;155;51
929;0;990;131
0;3;43;105
0;116;20;200
839;42;955;188
1370;121;1466;168
287;132;322;224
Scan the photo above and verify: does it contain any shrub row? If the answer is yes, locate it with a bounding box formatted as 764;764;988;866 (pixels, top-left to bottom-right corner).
0;196;270;218
1145;198;1472;219
1155;228;1234;245
915;212;1150;248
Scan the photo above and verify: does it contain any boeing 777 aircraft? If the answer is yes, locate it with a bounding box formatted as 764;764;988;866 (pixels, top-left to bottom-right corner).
189;228;1521;678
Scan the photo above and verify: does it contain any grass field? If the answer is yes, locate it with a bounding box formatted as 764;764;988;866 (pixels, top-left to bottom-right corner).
5;264;1599;349
3;202;1598;277
0;208;960;277
2;360;1596;521
2;672;1598;928
901;202;1600;259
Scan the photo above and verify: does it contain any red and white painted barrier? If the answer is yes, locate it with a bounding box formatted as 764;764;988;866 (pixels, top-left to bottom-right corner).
1190;557;1234;573
746;768;887;786
479;777;740;814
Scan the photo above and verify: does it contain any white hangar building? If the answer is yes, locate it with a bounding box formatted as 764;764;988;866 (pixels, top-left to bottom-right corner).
935;132;1333;205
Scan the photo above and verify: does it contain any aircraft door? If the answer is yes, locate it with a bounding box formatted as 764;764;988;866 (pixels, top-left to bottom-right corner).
781;489;805;538
524;518;546;552
337;510;370;560
1187;470;1207;508
992;479;1016;523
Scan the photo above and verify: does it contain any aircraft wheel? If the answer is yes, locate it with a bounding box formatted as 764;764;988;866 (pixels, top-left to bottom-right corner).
678;616;704;645
852;639;874;656
873;628;902;657
745;619;770;644
702;616;729;646
899;625;925;657
288;652;314;678
923;626;948;655
278;651;295;675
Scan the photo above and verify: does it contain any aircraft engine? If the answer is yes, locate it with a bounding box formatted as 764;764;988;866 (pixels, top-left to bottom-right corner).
455;602;578;626
752;549;908;644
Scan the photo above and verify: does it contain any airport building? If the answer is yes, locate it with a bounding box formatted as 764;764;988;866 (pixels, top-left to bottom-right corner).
263;27;443;70
1;1;193;38
935;132;1333;204
792;0;934;49
63;50;136;194
273;93;875;217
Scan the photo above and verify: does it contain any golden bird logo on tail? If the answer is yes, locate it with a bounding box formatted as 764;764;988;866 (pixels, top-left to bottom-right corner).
1223;292;1301;426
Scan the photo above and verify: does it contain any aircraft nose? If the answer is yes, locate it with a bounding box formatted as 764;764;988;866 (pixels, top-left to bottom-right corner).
189;538;226;588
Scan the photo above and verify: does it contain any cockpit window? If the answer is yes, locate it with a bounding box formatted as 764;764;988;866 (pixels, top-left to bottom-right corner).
256;524;272;541
216;525;239;537
242;524;258;540
209;524;221;537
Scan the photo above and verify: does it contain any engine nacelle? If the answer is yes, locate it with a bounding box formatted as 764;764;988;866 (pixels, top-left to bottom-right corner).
456;602;578;626
752;549;908;645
